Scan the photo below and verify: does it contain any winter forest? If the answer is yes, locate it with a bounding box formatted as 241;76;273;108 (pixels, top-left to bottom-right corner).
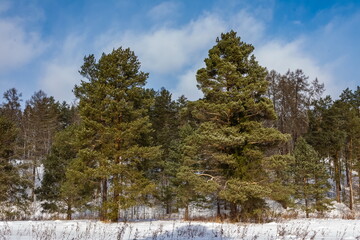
2;30;360;223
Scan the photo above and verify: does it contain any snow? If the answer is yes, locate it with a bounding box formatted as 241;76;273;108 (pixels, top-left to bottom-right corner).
1;219;360;240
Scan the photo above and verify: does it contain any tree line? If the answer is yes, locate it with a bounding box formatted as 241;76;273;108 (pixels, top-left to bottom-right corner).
1;30;359;222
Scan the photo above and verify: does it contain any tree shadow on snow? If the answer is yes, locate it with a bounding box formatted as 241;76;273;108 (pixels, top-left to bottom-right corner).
138;223;232;240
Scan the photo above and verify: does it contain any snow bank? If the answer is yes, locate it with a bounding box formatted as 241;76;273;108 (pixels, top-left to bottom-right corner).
1;219;360;240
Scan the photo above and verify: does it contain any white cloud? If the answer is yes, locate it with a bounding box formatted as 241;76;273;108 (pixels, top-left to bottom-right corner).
0;18;45;73
94;9;274;100
148;1;180;21
172;66;203;101
39;35;85;103
255;39;337;97
101;13;225;75
39;4;339;103
229;10;265;43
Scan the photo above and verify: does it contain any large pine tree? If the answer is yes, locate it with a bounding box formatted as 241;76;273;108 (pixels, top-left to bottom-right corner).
188;31;291;221
73;47;161;221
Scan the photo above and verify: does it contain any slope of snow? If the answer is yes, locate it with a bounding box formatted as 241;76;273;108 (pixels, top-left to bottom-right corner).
1;219;360;240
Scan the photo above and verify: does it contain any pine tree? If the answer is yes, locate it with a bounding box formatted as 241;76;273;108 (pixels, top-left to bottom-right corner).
21;90;60;205
37;125;79;219
293;138;331;217
1;88;23;158
307;97;346;203
149;88;185;215
172;121;219;220
73;47;161;221
338;88;360;210
0;88;22;126
187;31;291;221
0;115;29;218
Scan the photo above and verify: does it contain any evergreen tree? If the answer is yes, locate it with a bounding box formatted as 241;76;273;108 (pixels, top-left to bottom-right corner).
37;125;79;219
0;115;29;219
21;90;60;204
149;88;185;215
57;101;79;129
307;97;346;203
338;87;360;210
73;47;161;221
293;138;331;217
1;88;23;158
188;31;291;221
0;88;22;125
172;120;219;220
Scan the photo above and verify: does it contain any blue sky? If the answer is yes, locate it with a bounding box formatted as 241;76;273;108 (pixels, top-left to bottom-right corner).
0;0;360;105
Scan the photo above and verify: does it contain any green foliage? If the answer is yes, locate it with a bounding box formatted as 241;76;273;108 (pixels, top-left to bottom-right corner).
73;47;161;221
182;30;292;221
4;33;360;222
37;125;79;217
0;116;30;219
148;89;187;214
293;137;331;217
60;157;96;218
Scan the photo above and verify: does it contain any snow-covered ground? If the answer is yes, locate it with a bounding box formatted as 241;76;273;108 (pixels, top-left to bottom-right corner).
1;219;360;240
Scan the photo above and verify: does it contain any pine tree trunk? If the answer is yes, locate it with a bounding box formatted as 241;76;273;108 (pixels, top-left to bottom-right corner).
230;202;238;221
349;171;354;210
166;202;171;215
303;177;309;218
184;204;190;220
305;198;309;218
32;160;37;204
100;179;108;221
66;203;72;220
348;138;354;210
217;198;221;220
334;152;341;202
111;177;120;222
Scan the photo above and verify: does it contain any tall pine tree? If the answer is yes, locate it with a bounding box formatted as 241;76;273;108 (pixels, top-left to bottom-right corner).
73;47;161;221
187;31;291;221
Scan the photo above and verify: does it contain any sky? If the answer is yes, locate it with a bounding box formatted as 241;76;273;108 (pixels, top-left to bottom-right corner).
0;0;360;105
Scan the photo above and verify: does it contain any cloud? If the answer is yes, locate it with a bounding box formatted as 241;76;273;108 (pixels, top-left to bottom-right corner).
303;9;360;95
95;10;270;99
101;13;225;75
229;10;265;43
0;17;45;73
255;39;337;97
148;1;180;21
36;1;346;103
172;66;203;101
38;35;85;103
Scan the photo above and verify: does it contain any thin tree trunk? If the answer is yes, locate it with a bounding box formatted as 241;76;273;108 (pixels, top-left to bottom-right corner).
111;194;119;222
217;198;221;220
304;177;309;218
111;176;120;222
32;159;37;203
184;204;190;220
66;203;72;220
230;202;238;221
348;138;354;210
334;152;341;202
100;178;108;221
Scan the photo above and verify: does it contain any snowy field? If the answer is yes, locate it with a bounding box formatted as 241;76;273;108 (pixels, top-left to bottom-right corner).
1;219;360;240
